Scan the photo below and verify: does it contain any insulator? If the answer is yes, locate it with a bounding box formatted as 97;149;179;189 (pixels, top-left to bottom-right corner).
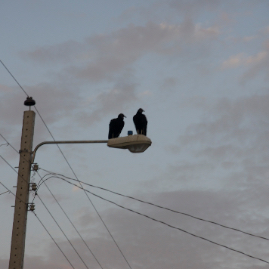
31;183;37;191
33;164;39;171
29;204;35;211
24;97;36;106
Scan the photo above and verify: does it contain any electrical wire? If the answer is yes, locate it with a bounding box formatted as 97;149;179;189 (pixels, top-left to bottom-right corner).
0;143;77;269
0;142;9;147
37;194;90;269
0;134;19;154
2;139;269;266
32;211;76;269
0;156;28;205
0;190;10;196
0;180;29;209
57;176;269;265
39;168;269;242
0;61;133;269
33;134;133;269
0;133;119;269
35;169;133;269
0;60;29;97
36;171;105;269
3;61;266;265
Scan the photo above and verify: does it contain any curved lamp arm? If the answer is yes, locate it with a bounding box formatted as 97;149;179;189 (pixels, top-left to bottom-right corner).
31;140;108;163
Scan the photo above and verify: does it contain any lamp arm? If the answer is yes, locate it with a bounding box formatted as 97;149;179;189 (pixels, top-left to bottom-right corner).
31;140;108;163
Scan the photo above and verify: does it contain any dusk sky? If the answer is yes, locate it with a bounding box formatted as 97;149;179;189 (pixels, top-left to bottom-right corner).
1;1;269;268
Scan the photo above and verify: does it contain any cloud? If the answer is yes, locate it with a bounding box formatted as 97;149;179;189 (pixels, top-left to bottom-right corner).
0;84;13;92
75;75;138;126
22;21;220;82
221;51;268;69
164;94;269;195
221;53;246;69
178;94;269;146
240;50;269;82
20;40;86;64
168;0;222;16
221;34;269;82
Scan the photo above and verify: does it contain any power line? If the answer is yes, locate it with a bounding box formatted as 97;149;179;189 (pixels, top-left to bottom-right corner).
3;138;269;266
0;190;10;196
38;143;133;269
32;211;76;269
36;171;105;269
0;139;89;269
0;156;28;205
37;194;90;269
0;62;133;269
39;169;269;243
0;182;16;200
0;133;19;154
56;176;269;265
0;133;119;269
0;183;21;203
0;60;29;97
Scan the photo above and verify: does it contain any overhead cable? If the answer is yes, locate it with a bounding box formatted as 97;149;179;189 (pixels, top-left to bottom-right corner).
57;176;269;265
36;172;104;269
37;194;90;269
32;211;76;269
0;62;133;269
39;169;269;242
0;60;29;97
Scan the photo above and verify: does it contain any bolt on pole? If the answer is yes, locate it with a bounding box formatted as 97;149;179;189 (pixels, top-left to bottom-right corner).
9;110;35;269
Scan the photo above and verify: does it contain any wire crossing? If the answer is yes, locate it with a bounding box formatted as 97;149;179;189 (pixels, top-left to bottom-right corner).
37;194;90;269
32;212;76;269
0;61;133;269
0;133;131;269
37;172;105;269
39;169;269;242
55;176;269;265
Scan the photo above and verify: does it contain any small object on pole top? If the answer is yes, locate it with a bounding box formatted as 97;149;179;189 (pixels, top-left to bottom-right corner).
24;97;36;107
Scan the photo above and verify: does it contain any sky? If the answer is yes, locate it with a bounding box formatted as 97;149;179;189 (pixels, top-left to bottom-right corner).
1;0;269;268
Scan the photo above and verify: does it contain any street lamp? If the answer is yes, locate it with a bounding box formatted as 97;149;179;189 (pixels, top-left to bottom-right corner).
107;134;152;153
9;97;152;269
31;135;152;163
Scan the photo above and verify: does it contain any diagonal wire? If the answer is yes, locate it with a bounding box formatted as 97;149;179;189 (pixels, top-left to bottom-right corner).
0;133;129;269
0;178;75;269
57;176;269;265
32;109;133;269
37;194;90;269
0;181;22;203
0;141;81;269
0;60;29;97
1;96;131;268
0;134;19;154
39;169;269;243
36;171;105;269
32;211;76;269
0;190;10;196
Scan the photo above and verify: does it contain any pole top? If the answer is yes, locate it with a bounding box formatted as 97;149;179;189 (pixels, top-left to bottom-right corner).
24;97;36;107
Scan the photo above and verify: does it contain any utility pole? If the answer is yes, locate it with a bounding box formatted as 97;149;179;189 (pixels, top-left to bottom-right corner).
9;97;35;269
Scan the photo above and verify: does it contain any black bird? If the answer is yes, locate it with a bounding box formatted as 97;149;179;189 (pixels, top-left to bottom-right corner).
133;108;147;136
108;113;126;139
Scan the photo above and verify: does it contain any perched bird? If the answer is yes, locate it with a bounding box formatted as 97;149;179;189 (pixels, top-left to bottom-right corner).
133;108;147;135
108;113;126;139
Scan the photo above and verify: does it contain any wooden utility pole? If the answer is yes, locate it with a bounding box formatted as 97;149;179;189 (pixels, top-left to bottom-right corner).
9;100;35;269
